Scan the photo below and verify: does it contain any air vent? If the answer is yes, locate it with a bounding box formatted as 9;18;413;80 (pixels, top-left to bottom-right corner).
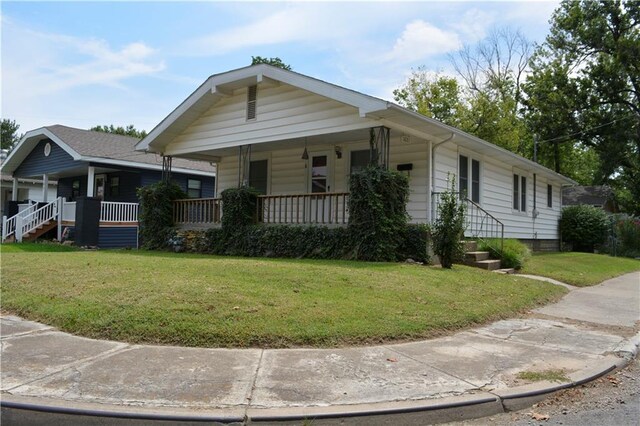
247;85;257;120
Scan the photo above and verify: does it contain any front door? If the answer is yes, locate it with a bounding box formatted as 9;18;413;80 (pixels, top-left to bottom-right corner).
94;174;107;200
307;152;332;223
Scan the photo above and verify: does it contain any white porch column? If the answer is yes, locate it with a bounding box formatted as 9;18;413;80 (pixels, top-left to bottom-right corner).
87;166;95;197
42;174;49;202
11;178;18;201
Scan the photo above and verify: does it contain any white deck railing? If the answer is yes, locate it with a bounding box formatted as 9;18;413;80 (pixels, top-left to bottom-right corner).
100;201;139;223
15;198;61;242
2;203;38;241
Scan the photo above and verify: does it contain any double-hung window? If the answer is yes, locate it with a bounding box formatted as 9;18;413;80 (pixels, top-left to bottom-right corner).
459;155;480;203
513;174;527;212
187;179;202;199
249;159;268;194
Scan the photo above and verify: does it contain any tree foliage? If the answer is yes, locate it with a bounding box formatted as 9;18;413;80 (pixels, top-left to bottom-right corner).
432;178;466;269
251;56;292;70
1;119;21;151
525;0;640;214
90;124;148;139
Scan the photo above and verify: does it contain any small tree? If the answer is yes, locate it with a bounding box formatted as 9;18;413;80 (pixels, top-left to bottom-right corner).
251;56;292;70
1;119;21;151
432;178;466;268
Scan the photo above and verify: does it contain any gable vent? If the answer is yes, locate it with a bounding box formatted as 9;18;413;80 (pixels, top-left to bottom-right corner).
246;85;257;120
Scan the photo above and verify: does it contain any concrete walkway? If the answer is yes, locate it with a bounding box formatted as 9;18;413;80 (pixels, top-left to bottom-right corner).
1;272;639;425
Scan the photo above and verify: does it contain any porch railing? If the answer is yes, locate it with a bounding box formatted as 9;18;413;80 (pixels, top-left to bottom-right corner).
432;192;504;252
174;198;222;225
2;202;38;241
100;201;139;223
62;201;76;222
257;192;349;225
16;198;61;242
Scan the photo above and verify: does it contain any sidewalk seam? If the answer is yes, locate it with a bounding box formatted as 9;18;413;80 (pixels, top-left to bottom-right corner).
244;348;264;422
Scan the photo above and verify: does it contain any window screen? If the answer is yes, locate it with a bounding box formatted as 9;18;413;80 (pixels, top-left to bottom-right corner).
350;150;370;175
459;155;468;199
187;179;202;199
471;159;480;203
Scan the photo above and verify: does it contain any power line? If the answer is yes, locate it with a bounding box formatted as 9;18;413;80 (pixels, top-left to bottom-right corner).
537;114;636;144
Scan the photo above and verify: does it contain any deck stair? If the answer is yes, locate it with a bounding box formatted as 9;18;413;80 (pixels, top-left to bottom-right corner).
462;241;502;271
22;220;58;242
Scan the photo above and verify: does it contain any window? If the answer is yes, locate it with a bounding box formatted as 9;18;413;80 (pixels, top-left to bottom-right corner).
350;150;371;175
110;176;120;197
459;155;468;199
249;159;268;194
459;155;480;203
71;179;81;201
246;85;257;120
547;184;553;208
311;155;328;193
187;179;201;198
513;173;527;212
471;159;480;203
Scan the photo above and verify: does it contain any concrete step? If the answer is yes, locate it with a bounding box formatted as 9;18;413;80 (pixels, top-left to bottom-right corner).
493;268;516;274
464;251;490;262
463;241;477;252
473;259;502;271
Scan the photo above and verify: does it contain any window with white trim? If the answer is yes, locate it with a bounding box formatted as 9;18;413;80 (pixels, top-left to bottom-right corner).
513;173;527;212
459;154;480;203
249;159;268;194
187;179;202;199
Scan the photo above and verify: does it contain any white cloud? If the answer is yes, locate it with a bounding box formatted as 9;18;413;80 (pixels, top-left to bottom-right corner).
385;20;461;64
452;9;496;43
1;16;166;131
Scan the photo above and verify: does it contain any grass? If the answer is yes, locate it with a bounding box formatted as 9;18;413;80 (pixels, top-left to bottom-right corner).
522;252;640;287
517;369;570;383
1;243;567;348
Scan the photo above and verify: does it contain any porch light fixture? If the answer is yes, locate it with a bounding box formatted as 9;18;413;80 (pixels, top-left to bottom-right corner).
301;138;309;160
334;146;342;159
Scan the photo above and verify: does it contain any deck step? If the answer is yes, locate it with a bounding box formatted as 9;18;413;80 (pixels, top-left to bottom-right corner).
463;240;477;252
473;259;502;271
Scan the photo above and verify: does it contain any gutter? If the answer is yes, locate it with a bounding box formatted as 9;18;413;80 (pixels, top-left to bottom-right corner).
427;132;455;223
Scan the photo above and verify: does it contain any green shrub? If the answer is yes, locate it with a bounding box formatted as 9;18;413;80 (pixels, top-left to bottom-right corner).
396;224;431;263
182;225;430;262
221;187;259;230
137;181;186;250
432;178;465;268
478;238;531;270
348;166;410;261
606;214;640;258
560;205;608;252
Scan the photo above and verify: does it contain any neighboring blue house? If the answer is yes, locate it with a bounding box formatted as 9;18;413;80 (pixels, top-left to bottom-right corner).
0;125;215;248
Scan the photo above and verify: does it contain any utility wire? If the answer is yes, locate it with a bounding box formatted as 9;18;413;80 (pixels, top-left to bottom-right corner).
536;114;636;144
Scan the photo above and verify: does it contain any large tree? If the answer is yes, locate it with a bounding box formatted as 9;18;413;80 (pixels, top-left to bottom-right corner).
251;56;292;70
1;119;21;151
90;124;147;140
524;0;640;213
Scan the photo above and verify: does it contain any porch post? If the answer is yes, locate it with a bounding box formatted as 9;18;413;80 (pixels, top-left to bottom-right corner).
238;145;251;187
57;197;63;241
87;166;95;197
11;177;18;201
42;174;49;202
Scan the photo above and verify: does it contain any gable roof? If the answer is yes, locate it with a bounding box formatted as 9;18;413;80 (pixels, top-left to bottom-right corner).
137;64;575;185
0;125;215;177
562;185;614;206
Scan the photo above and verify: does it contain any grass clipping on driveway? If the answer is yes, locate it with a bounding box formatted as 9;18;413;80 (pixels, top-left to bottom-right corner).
1;246;566;348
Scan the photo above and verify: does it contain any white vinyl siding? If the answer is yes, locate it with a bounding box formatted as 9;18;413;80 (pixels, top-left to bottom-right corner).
166;85;376;156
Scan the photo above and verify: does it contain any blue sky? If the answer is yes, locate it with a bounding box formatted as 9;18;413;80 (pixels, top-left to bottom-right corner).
1;1;560;134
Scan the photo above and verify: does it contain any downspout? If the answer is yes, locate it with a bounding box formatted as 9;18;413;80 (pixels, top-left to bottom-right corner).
427;133;455;223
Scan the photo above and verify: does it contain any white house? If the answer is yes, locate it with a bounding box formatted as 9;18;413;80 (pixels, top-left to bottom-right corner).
137;65;575;250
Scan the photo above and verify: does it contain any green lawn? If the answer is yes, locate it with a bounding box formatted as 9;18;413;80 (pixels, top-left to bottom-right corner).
522;252;640;287
1;243;566;348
